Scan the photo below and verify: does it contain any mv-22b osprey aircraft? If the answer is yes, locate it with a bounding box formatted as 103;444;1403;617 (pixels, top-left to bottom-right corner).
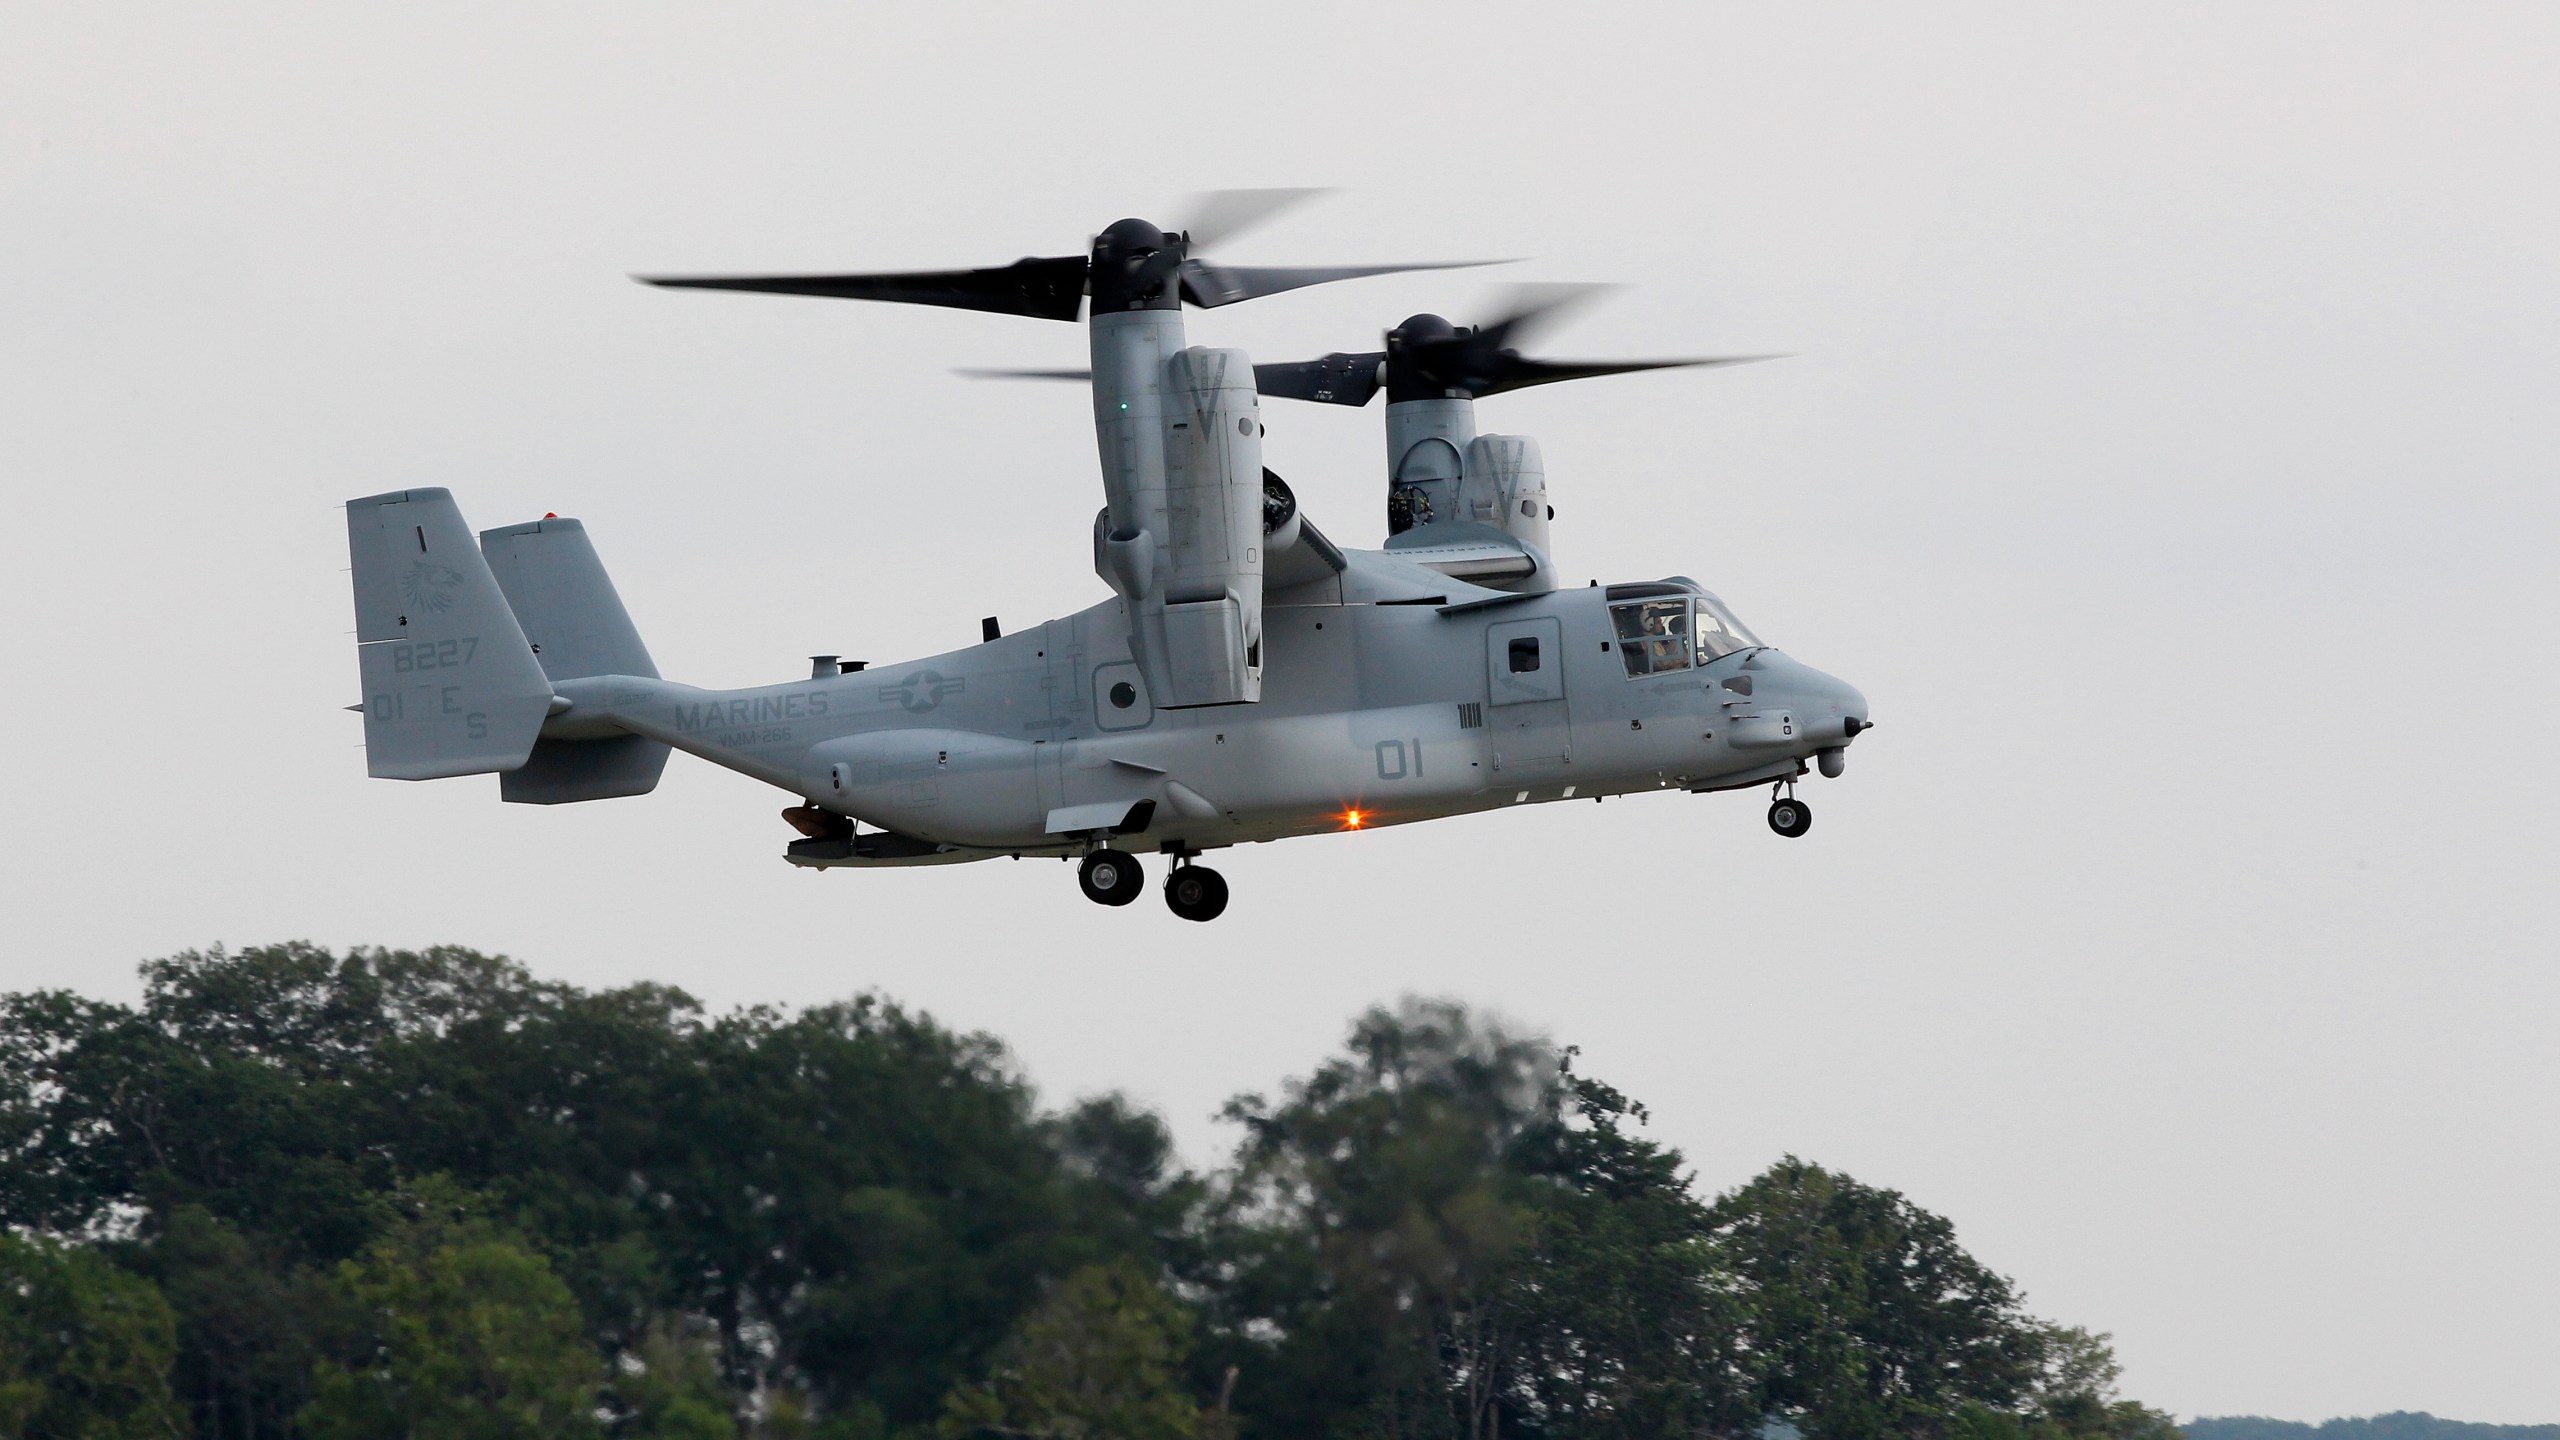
344;197;1870;921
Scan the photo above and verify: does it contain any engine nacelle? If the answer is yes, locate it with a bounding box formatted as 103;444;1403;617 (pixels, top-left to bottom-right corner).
1384;397;1472;536
1463;434;1550;556
1098;346;1265;709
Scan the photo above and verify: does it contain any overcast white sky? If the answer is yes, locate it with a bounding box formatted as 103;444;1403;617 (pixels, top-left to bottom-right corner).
4;1;2555;1424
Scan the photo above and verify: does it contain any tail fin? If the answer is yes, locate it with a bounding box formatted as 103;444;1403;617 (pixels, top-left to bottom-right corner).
347;489;554;780
479;517;671;804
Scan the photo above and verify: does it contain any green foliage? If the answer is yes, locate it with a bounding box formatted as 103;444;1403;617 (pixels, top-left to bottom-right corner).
140;1204;342;1438
2019;1326;2182;1439
938;1261;1225;1440
1504;1060;1756;1437
1705;1156;2046;1439
0;948;2186;1440
605;1319;736;1440
0;1229;185;1439
1211;1000;1754;1439
295;1177;600;1440
0;944;1170;1436
1212;998;1555;1437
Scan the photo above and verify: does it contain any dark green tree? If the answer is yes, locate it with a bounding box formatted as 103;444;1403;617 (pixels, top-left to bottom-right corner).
140;1206;340;1440
0;1230;186;1439
1980;1325;2182;1440
0;945;1177;1439
938;1261;1229;1440
1705;1157;2046;1440
1210;1000;1754;1440
1211;999;1553;1437
666;997;1141;1422
0;951;2182;1440
1500;1058;1756;1438
602;1318;737;1440
296;1178;600;1440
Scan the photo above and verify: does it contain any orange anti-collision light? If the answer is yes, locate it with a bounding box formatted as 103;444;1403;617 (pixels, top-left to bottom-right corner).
1339;808;1368;830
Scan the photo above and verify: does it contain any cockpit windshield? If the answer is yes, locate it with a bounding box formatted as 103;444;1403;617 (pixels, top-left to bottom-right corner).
1611;592;1762;678
1693;594;1761;660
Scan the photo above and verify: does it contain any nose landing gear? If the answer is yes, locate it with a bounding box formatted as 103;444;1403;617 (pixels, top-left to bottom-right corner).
1767;781;1812;839
1078;848;1145;906
1164;859;1229;922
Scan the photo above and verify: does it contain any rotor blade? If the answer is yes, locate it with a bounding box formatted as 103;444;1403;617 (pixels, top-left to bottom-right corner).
1252;352;1387;407
639;254;1089;322
1176;188;1330;252
952;367;1094;382
1473;283;1618;351
1471;354;1785;398
1180;258;1505;309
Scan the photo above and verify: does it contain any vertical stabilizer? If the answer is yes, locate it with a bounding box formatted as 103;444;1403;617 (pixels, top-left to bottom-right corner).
346;489;553;780
480;518;659;682
479;516;671;804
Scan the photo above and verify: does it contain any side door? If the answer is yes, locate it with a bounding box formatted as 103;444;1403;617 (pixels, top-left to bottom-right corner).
1485;616;1571;773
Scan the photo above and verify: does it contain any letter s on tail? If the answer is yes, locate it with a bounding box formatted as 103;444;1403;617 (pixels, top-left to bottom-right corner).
347;488;552;780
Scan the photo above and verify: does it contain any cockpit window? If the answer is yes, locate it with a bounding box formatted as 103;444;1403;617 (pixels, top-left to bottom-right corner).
1693;595;1762;660
1611;599;1693;677
1613;595;1763;678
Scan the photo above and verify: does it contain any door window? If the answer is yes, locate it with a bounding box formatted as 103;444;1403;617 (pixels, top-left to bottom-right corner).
1487;617;1566;706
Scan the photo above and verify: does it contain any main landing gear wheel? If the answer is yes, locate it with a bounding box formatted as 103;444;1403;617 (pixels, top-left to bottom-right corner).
1078;848;1144;906
1767;793;1812;838
1164;865;1229;923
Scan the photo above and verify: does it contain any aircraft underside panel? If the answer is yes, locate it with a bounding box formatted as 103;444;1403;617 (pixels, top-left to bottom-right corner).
783;830;1014;868
800;727;1046;849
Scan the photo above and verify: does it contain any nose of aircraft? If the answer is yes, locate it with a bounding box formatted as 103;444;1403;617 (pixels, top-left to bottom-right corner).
1829;675;1871;738
1747;651;1869;746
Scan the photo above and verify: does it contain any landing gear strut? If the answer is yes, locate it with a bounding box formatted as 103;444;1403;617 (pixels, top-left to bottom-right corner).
1163;860;1229;923
1767;782;1812;839
1078;848;1144;906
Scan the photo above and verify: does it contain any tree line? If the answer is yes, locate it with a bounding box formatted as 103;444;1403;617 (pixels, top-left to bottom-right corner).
0;943;2179;1439
2186;1420;2560;1440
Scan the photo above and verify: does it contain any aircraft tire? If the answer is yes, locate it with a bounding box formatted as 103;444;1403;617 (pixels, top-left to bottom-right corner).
1164;865;1229;923
1079;849;1144;906
1767;797;1812;838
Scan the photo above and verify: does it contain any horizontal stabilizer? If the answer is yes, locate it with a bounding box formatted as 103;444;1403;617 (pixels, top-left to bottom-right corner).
346;489;553;780
502;734;669;805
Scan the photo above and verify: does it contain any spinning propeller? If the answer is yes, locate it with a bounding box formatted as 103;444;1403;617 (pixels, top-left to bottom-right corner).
963;285;1779;400
640;190;1494;322
1252;285;1780;406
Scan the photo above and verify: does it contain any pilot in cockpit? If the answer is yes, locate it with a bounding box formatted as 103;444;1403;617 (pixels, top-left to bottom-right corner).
1642;610;1687;672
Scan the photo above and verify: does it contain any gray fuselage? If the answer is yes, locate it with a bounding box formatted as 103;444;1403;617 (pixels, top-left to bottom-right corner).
552;548;1868;865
